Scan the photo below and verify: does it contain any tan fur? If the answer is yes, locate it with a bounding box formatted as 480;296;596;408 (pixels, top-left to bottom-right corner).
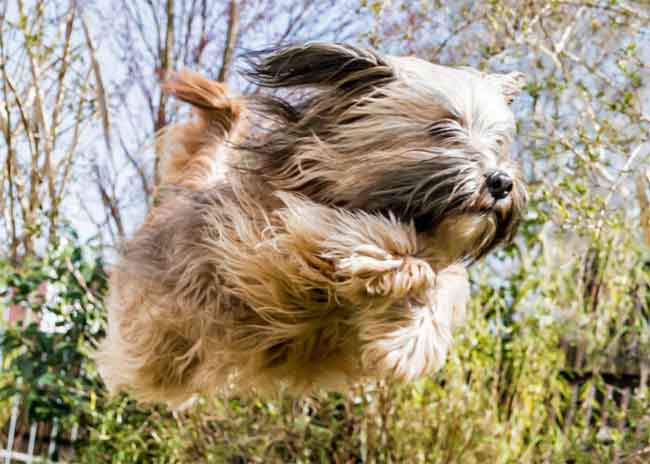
96;44;525;407
157;70;248;190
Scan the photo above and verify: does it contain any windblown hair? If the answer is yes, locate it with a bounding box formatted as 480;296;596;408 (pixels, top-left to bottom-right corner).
237;44;527;260
96;43;527;407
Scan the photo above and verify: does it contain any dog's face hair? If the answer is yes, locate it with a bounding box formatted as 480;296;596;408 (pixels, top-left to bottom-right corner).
242;43;527;261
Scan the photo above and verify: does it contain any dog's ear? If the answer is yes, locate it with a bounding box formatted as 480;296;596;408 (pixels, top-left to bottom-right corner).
487;71;526;104
245;43;394;91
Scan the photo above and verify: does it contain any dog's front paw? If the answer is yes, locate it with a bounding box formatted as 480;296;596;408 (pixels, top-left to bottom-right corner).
360;303;453;381
336;245;435;299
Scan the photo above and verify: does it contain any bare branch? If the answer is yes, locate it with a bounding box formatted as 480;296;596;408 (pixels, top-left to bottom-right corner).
218;0;239;83
93;163;126;238
50;2;76;148
80;11;111;153
153;0;175;186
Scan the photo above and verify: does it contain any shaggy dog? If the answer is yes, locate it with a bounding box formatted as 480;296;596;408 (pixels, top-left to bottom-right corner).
96;43;527;407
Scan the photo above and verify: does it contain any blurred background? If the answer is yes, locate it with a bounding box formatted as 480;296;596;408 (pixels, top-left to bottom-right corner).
1;0;649;462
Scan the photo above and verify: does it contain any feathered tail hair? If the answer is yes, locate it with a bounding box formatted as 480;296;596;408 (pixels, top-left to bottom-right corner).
157;70;248;190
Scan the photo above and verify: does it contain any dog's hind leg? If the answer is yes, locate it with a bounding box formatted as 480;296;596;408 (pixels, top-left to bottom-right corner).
157;70;248;191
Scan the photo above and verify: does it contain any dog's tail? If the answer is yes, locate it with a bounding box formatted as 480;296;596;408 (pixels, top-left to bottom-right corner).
157;70;248;190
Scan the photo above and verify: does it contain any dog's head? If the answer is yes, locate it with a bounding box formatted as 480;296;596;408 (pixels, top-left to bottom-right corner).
243;43;527;262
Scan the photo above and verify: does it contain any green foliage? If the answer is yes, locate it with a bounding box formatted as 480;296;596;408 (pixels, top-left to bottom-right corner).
1;232;106;422
0;233;175;461
2;227;649;462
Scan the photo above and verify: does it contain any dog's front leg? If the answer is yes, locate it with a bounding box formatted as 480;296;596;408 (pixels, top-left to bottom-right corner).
274;196;470;381
332;244;469;382
356;263;469;382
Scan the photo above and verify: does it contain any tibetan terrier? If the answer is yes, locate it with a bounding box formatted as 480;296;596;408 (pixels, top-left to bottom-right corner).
96;43;527;407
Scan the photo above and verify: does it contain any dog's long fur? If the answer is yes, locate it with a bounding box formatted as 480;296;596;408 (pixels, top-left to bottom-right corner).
96;43;526;407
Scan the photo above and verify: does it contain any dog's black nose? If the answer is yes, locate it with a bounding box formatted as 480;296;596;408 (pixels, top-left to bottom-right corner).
486;171;513;200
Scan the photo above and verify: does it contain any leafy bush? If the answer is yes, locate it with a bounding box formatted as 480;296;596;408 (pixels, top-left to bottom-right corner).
2;228;649;463
0;233;177;461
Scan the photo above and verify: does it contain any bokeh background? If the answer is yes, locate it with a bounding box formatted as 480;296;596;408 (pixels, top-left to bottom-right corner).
1;0;649;462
